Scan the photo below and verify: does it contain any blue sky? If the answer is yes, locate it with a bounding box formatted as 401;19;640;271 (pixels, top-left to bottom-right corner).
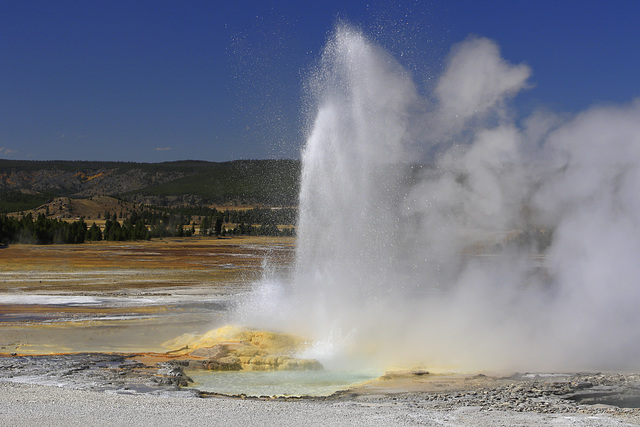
1;0;639;162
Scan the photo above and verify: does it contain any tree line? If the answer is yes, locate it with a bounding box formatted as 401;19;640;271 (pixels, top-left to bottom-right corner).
0;213;92;245
0;206;297;245
153;206;297;226
0;212;194;245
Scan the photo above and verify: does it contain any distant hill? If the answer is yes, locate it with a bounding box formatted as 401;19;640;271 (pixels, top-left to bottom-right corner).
0;159;301;212
25;195;136;221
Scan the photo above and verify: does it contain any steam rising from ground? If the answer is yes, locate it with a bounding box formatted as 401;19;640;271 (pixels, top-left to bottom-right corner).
239;25;640;372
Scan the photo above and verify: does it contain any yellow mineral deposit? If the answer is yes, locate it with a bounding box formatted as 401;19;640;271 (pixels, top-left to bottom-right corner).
163;325;322;371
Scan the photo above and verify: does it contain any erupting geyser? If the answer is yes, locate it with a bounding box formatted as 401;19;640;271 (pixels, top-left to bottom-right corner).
240;24;640;373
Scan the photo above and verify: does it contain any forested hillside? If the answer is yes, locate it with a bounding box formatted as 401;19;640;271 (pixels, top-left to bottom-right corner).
0;159;301;212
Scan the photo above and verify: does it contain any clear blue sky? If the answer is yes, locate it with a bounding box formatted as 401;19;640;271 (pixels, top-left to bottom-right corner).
2;0;639;162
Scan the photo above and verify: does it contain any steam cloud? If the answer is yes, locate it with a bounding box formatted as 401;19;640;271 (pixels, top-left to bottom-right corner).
239;25;640;372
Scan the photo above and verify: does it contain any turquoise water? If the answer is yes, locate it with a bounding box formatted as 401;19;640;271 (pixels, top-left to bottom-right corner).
186;369;380;397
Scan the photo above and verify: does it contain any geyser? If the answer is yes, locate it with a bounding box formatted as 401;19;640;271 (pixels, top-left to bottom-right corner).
241;24;640;372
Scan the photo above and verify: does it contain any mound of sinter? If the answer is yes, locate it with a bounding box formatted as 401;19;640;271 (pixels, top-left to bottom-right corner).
163;326;322;371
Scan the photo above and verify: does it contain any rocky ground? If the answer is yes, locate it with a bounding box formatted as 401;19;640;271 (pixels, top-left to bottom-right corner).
347;371;640;421
2;353;640;425
0;353;197;396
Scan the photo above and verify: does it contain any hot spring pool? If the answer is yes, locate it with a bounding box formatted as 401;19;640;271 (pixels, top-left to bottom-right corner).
186;369;381;397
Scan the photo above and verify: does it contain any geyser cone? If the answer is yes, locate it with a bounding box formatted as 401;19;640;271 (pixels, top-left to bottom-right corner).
245;24;640;373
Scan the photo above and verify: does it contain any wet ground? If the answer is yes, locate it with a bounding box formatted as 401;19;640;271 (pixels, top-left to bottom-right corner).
0;237;294;354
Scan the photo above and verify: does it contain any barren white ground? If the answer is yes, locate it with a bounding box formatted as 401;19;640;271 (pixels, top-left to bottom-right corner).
2;382;638;427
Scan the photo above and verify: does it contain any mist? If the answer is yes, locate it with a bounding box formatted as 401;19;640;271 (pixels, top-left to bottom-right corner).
237;24;640;373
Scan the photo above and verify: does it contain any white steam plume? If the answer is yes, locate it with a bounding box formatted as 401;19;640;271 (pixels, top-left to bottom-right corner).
239;25;640;372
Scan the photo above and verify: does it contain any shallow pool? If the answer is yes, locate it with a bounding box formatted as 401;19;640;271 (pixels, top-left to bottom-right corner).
186;369;381;397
